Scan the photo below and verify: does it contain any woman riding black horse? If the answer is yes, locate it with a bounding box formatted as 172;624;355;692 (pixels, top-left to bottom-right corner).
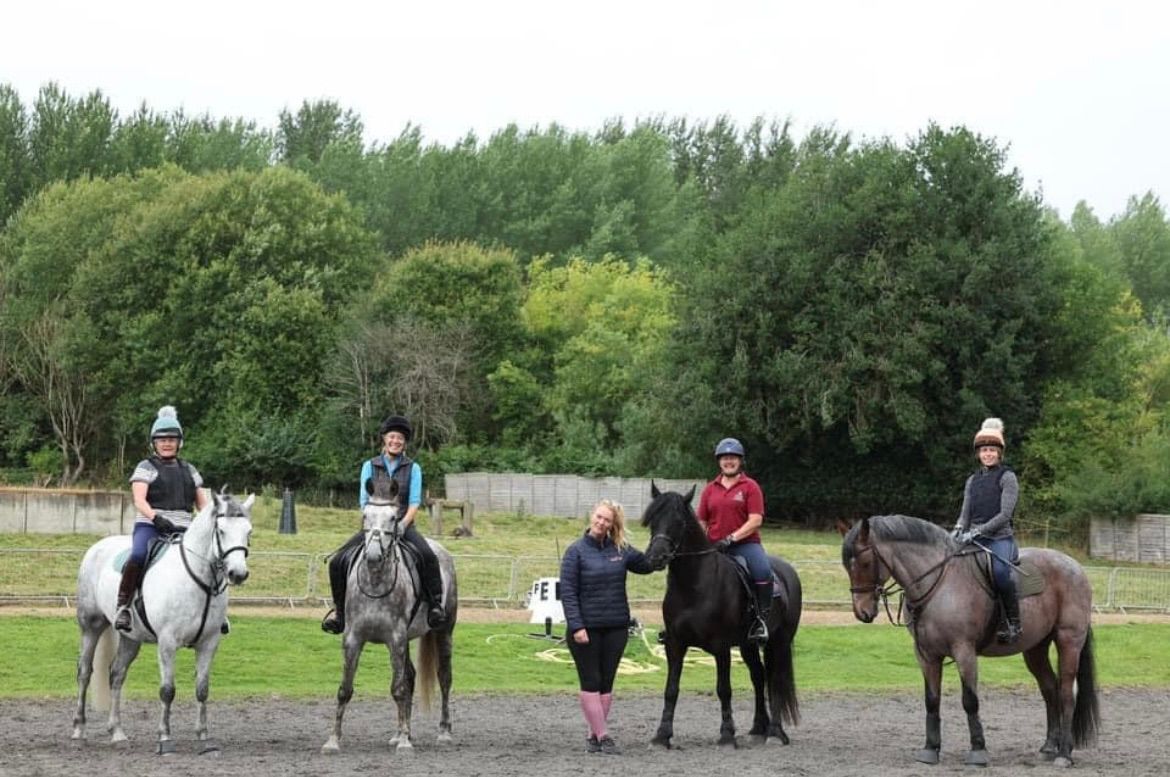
642;483;801;748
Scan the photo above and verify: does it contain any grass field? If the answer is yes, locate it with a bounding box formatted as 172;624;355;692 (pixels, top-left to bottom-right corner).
0;496;1109;608
3;498;1168;702
2;616;1168;700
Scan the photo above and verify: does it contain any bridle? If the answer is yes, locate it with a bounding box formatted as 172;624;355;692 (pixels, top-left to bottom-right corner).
357;497;402;599
849;538;953;626
174;497;251;644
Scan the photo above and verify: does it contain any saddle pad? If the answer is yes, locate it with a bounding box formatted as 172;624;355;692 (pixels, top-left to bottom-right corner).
1016;558;1046;598
111;538;173;573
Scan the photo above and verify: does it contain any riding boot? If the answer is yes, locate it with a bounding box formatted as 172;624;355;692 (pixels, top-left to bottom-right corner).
320;547;350;635
114;560;141;632
423;556;446;629
997;588;1022;644
748;585;771;644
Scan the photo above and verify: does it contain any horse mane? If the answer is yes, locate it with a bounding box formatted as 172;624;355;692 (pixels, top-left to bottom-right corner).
842;514;948;565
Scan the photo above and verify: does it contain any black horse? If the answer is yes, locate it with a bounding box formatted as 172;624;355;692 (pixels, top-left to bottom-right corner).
641;483;802;748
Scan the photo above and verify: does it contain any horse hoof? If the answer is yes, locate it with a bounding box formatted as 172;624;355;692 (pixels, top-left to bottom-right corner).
437;731;453;745
157;739;177;756
965;749;990;767
198;740;220;756
748;734;766;746
110;730;128;744
321;737;340;754
718;737;738;750
650;738;672;750
1053;756;1073;768
395;742;415;754
71;728;85;741
767;734;790;746
915;748;940;764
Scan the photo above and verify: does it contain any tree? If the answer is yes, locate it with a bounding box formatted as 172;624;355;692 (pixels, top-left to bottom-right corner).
1110;193;1170;318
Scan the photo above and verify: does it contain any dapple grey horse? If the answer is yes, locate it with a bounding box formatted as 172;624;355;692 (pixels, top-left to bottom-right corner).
72;489;253;754
322;476;458;753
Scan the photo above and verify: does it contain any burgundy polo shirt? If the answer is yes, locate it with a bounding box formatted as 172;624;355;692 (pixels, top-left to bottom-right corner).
696;474;764;544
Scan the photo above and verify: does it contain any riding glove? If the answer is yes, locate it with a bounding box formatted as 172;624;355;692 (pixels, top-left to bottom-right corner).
959;528;981;545
715;536;735;551
152;515;178;534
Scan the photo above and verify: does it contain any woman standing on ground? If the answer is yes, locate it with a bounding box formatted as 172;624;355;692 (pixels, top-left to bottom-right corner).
560;499;653;755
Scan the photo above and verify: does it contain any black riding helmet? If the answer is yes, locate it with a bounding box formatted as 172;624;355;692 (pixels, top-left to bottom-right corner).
379;414;412;441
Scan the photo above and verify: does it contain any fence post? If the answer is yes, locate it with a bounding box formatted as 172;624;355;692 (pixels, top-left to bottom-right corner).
279;488;297;534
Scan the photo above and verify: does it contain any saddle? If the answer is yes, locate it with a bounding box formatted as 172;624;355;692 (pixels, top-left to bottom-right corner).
726;554;785;599
954;548;1046;600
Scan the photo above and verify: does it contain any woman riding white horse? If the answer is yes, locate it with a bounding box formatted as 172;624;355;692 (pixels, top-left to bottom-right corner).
114;406;209;632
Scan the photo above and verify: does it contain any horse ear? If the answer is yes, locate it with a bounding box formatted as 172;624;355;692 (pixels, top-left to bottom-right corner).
859;516;872;542
242;494;255;511
683;484;695;504
835;519;852;537
388;479;399;497
651;480;661;499
365;477;375;496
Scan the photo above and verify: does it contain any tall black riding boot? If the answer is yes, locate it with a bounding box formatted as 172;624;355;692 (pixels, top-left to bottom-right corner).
114;560;142;632
423;555;446;629
748;584;771;644
997;588;1022;644
321;535;361;634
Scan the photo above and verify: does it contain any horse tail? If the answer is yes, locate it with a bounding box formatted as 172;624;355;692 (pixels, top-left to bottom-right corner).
770;625;800;725
416;629;438;713
769;558;802;726
91;626;114;712
1072;627;1100;747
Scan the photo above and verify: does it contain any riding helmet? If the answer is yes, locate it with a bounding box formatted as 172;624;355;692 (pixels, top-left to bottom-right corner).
150;405;184;440
714;437;745;458
379;414;413;441
972;418;1005;450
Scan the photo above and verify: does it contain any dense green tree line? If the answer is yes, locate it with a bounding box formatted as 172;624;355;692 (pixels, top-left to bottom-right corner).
2;82;1169;532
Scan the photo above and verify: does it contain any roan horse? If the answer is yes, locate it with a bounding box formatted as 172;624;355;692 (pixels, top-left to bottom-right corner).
641;483;802;748
839;515;1099;767
72;488;254;754
322;475;458;753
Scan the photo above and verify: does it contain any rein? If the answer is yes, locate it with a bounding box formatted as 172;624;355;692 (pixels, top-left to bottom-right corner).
175;505;251;644
852;541;954;626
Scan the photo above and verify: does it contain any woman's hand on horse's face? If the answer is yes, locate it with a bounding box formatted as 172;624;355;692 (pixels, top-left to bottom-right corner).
573;629;590;644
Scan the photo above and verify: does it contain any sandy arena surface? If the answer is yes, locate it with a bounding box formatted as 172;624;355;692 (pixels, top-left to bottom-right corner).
1;687;1164;777
2;608;1166;777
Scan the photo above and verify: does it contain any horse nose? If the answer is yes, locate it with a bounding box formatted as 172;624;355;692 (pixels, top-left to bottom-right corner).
231;569;249;584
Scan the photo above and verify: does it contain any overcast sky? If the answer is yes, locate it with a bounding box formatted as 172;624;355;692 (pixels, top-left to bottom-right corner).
4;0;1167;220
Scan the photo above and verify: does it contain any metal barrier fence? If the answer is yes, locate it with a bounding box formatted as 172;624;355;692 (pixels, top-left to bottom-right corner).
1;549;1168;613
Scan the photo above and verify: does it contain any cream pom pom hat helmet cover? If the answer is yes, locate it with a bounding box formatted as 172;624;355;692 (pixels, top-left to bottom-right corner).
972;417;1005;450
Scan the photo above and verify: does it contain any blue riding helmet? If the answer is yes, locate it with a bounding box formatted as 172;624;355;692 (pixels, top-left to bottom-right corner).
714;437;745;458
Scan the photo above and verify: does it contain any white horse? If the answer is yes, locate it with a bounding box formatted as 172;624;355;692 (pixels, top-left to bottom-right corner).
71;488;254;754
322;476;458;753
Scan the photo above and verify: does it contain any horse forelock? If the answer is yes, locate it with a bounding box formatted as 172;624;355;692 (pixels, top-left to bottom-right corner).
640;489;693;530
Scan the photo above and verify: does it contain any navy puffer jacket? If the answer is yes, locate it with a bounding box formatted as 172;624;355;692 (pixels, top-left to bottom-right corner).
559;531;653;632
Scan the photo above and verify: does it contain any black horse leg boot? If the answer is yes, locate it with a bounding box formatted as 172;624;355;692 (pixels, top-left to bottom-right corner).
114;560;141;632
749;585;771;644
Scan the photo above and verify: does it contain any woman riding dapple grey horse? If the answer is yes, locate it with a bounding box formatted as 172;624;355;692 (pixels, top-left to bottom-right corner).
951;417;1021;644
322;414;446;633
114;406;209;633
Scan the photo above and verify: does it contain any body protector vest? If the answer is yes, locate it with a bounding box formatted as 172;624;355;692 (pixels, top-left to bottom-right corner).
968;465;1011;529
146;456;197;512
